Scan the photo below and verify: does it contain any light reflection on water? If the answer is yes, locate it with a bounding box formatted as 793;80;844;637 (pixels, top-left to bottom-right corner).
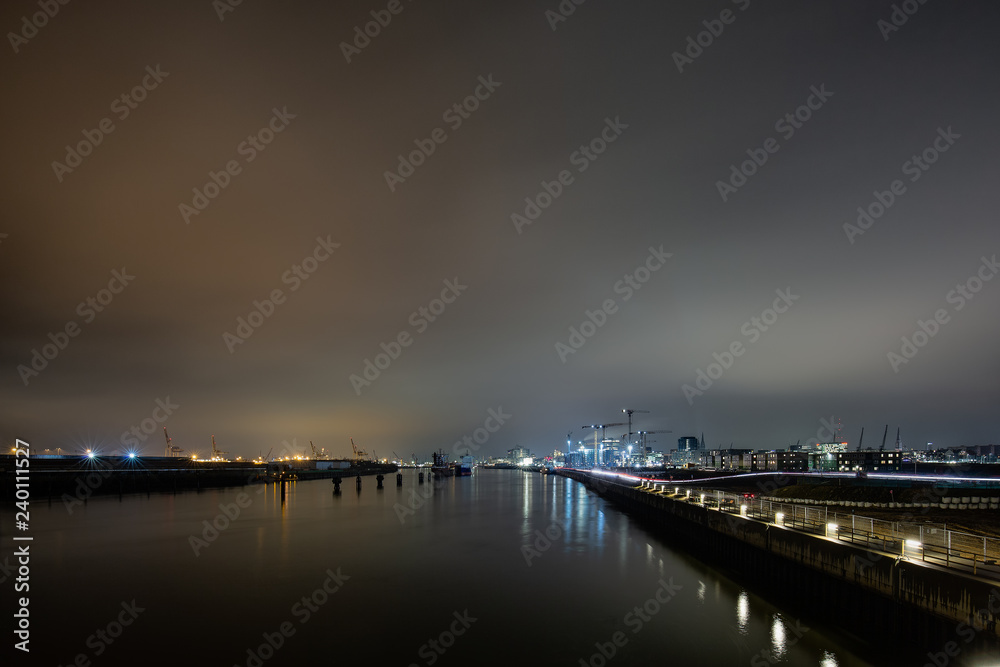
4;469;889;666
737;590;751;635
772;613;788;661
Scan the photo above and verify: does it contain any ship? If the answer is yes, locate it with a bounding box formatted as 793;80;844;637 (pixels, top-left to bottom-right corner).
456;455;473;476
431;450;454;477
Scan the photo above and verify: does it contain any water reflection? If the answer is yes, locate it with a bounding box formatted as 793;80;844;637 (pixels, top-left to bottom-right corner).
771;614;787;661
736;590;750;635
7;468;880;666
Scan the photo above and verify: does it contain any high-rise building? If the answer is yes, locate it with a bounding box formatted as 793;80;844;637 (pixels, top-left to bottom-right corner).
678;436;699;451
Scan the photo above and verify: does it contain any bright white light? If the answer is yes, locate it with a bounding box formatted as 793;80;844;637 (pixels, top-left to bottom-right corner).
827;523;838;532
86;450;95;459
771;615;787;659
775;512;784;524
905;540;922;548
736;591;750;634
128;452;136;459
740;504;748;516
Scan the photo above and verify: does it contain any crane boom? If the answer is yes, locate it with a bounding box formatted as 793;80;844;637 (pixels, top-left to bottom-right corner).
211;435;228;459
163;427;183;456
621;408;650;447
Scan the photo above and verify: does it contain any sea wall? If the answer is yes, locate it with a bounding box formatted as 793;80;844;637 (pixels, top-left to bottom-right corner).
560;470;1000;654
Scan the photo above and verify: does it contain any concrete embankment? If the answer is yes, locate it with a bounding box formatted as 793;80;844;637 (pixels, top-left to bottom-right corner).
560;469;1000;659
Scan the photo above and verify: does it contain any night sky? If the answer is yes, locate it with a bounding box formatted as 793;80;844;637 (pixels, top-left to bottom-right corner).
2;0;998;459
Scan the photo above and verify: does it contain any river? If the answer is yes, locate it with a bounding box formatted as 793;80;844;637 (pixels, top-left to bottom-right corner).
2;469;888;666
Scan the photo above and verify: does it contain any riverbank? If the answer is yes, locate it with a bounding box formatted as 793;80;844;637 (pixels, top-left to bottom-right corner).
0;454;397;502
559;468;1000;663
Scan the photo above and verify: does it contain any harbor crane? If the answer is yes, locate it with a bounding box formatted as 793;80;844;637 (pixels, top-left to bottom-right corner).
879;425;888;452
163;427;183;457
621;408;649;447
351;438;369;462
310;441;328;459
895;427;901;450
211;435;228;459
856;427;865;452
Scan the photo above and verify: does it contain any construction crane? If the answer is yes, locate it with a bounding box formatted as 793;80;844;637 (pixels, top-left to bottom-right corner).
636;429;672;450
621;409;649;447
582;423;626;466
856;427;865;452
895;427;901;451
879;425;888;452
351;438;369;462
163;427;183;457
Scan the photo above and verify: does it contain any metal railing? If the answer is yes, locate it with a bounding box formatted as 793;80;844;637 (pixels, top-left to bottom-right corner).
638;481;1000;580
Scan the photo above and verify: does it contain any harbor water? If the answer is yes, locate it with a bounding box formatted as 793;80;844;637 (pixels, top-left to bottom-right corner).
3;469;891;666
